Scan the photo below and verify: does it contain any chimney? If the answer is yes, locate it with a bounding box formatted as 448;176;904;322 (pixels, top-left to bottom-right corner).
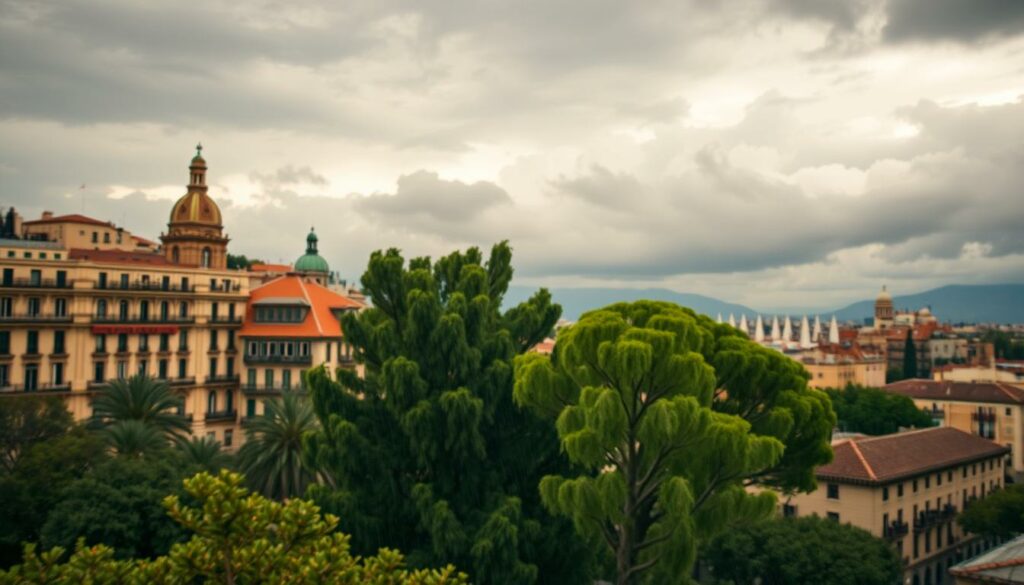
41;211;53;220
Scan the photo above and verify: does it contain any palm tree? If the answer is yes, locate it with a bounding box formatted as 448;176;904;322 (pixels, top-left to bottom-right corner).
237;392;320;500
104;420;168;458
91;375;190;439
176;435;233;472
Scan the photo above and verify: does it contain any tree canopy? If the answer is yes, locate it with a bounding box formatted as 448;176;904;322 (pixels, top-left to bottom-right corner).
238;391;320;500
1;471;465;584
825;385;935;435
91;376;190;440
0;396;72;473
958;484;1024;538
513;300;835;584
704;516;901;585
304;241;591;584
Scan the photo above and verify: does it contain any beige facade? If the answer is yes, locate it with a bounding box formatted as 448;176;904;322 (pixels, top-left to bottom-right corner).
21;212;153;253
803;357;887;389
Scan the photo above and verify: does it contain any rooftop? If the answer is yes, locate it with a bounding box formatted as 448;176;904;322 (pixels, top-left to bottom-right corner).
817;427;1009;485
240;275;363;338
951;534;1024;583
22;213;113;227
0;238;64;250
68;248;172;266
885;379;1024;405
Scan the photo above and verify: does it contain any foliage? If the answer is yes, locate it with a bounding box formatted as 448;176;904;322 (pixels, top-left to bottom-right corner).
0;396;72;472
304;242;591;584
104;420;170;458
885;367;903;384
0;428;107;568
1;471;466;584
704;515;901;585
958;485;1024;538
513;300;835;584
91;375;190;440
902;330;918;380
825;385;935;435
40;456;186;560
175;435;233;473
982;330;1024;360
227;253;266;270
238;391;320;500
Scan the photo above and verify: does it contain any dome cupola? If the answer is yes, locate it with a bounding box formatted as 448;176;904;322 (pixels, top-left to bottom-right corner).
161;144;230;269
295;227;330;274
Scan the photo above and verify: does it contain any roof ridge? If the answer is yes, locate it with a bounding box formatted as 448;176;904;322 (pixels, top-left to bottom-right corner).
856;426;948;444
847;440;878;480
994;382;1024;401
296;278;324;335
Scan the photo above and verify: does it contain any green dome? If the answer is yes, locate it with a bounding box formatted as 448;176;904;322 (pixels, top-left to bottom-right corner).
295;227;329;273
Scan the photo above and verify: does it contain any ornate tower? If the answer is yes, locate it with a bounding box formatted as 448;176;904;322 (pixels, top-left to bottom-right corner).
161;144;229;269
874;285;894;331
295;227;330;285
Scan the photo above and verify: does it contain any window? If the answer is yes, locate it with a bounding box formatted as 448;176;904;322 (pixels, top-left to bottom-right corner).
201;247;211;268
139;300;149;321
27;297;40;316
98;272;107;289
117;334;128;352
0;297;11;317
179;331;188;351
138;334;149;352
0;364;8;387
227;330;235;350
93;362;105;383
96;299;107;318
119;273;128;288
29;269;41;285
95;335;106;353
963;466;968;478
172;247;180;263
26;331;39;354
937;472;942;486
138;360;147;376
119;300;129;320
782;504;796;518
160;301;169;320
207;391;217;413
212;302;219;320
228;303;236;320
209;357;218;378
925;476;930;489
210;331;219;351
117;361;127;379
0;331;9;354
264;369;274;388
225;389;233;412
826;512;839;522
54;298;66;317
898;483;904;497
103;232;110;244
247;368;256;387
158;359;168;379
224;429;233;448
226;357;234;377
913;479;919;493
91;231;98;243
282;369;292;389
948;471;953;482
24;365;38;391
51;363;64;386
181;277;189;291
827;483;839;500
178;358;187;379
883;487;889;501
53;330;65;354
179;301;189;318
160;333;169;352
246;399;256;418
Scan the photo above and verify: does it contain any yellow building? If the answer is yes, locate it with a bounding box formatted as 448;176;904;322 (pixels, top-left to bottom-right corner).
800;343;887;389
786;427;1008;585
885;380;1024;481
0;148;247;448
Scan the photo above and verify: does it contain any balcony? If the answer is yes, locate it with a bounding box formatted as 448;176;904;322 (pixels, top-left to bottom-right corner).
168;377;196;386
242;384;302;395
0;278;72;290
205;374;239;386
972;412;997;423
209;283;242;293
913;505;957;532
0;383;72;394
883;520;909;540
205;409;237;422
100;281;194;293
0;313;73;324
93;315;195;324
243;354;312;365
210;316;243;325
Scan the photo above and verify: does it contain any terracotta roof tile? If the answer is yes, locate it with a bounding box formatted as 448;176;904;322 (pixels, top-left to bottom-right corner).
818;427;1009;485
23;213;113;227
885;379;1024;405
240;276;363;339
250;263;293;273
68;248;171;266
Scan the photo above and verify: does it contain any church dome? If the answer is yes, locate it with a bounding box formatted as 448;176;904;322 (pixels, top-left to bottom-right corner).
295;227;329;273
876;285;892;303
169;191;222;226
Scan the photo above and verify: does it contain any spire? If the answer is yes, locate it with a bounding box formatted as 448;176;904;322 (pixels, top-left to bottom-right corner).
770;316;780;341
754;314;765;342
782;315;793;341
812;315;822;343
728;314;736;328
738;314;748;335
188;144;207;191
800;315;812;349
306;226;318;254
829;315;840;344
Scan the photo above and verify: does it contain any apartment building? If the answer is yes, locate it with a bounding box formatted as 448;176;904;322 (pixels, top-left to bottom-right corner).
786;427;1009;585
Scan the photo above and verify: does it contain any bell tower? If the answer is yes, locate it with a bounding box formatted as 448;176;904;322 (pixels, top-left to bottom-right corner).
161;144;230;269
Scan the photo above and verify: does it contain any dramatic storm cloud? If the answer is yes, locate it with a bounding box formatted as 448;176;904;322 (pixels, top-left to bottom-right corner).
2;0;1023;310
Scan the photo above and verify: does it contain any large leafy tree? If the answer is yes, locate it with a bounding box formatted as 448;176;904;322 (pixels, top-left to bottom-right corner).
902;329;918;380
304;242;590;584
704;516;901;585
3;471;465;584
103;420;169;458
175;435;233;473
238;391;320;500
91;375;190;440
513;301;835;584
958;484;1024;538
826;385;934;435
0;396;72;472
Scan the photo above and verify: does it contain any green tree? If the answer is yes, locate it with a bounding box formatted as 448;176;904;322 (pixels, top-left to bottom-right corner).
39;457;186;560
0;396;73;472
902;329;918;380
704;516;901;585
825;385;935;435
2;471;465;584
226;253;266;270
304;242;591;584
175;435;233;473
91;375;190;440
0;428;106;567
104;420;169;458
513;301;835;584
958;484;1024;538
238;392;320;500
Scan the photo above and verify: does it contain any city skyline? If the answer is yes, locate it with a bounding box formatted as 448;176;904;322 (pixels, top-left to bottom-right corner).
3;0;1024;310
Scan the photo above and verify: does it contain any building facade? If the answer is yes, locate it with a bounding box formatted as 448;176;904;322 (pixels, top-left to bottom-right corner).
785;427;1009;585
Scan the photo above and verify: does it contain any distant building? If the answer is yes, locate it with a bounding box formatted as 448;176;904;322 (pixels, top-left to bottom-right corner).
800;342;886;389
950;534;1024;584
885;380;1024;481
785;427;1008;585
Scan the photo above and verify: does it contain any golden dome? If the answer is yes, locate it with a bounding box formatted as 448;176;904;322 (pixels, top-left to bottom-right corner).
169;191;222;226
876;285;893;303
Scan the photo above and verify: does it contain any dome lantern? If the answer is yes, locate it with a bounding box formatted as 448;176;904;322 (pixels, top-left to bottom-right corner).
295;227;330;274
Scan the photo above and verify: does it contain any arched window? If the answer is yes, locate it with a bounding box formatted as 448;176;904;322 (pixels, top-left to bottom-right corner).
171;246;180;264
96;299;107;318
207;390;217;414
201;247;211;268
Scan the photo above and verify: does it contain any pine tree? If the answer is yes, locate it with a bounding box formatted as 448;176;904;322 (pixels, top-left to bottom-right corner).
303;242;591;584
903;329;918;379
513;301;835;584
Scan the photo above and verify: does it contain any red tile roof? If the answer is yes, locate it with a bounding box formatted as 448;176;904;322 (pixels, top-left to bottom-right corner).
68;248;172;266
818;427;1009;485
240;276;363;338
885;379;1024;405
24;214;112;227
250;263;292;273
131;235;158;246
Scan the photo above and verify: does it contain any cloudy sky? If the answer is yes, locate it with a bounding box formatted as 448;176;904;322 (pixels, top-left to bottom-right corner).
2;0;1024;312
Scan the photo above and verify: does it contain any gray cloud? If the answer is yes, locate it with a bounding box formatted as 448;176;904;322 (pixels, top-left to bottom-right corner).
884;0;1024;43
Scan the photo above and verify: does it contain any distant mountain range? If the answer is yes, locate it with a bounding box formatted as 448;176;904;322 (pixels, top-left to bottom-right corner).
505;284;1024;324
